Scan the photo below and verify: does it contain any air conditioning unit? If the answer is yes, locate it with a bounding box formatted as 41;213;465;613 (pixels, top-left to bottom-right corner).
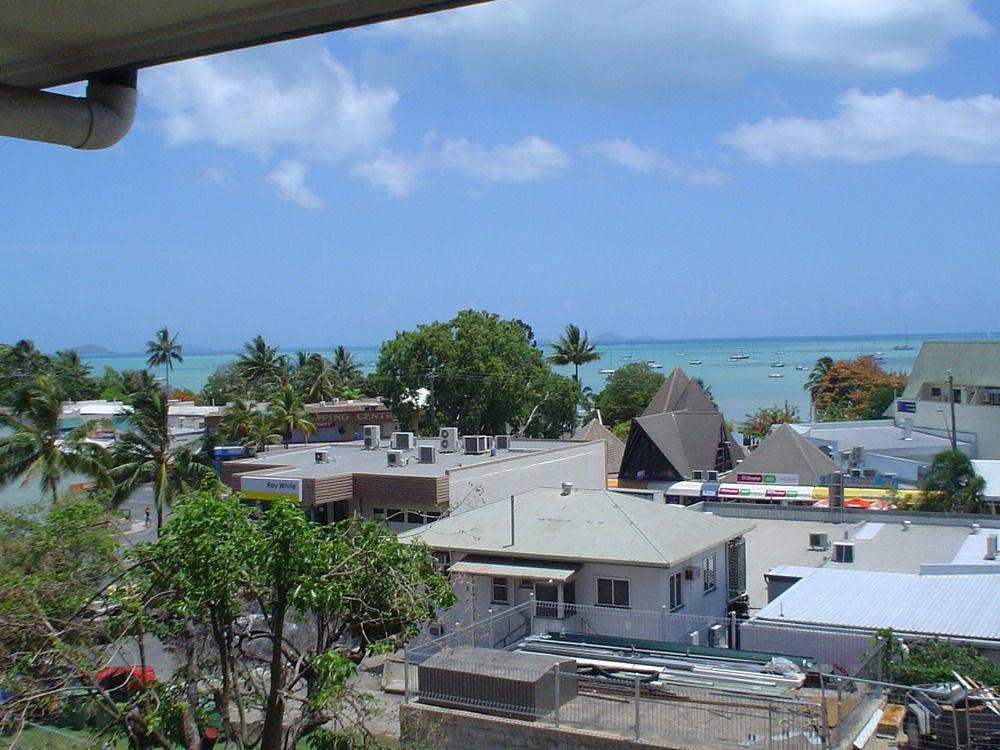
314;450;329;464
708;623;724;648
418;445;437;464
833;541;855;563
849;468;863;479
706;470;719;481
684;567;701;580
692;469;705;480
809;532;830;550
428;623;444;638
439;427;459;453
494;434;512;451
863;468;877;478
850;446;864;467
363;424;381;450
391;431;416;450
463;435;489;454
986;534;998;561
386;450;404;467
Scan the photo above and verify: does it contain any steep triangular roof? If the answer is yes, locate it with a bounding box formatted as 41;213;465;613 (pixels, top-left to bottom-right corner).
721;423;839;485
643;367;717;415
573;417;625;474
621;411;743;480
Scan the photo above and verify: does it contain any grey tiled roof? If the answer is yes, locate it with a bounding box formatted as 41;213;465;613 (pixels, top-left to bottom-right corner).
722;424;839;485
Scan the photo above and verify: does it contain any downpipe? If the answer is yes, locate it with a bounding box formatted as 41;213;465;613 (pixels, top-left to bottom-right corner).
0;69;137;150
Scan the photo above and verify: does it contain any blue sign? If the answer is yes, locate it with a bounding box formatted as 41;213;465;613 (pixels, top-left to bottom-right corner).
897;399;917;414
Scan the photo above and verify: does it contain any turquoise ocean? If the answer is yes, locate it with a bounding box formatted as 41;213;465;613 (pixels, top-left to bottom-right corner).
81;332;992;423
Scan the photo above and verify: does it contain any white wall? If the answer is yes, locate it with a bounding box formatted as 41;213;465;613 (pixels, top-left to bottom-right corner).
446;442;607;514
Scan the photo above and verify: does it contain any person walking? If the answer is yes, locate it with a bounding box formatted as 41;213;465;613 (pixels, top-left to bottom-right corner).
144;506;151;528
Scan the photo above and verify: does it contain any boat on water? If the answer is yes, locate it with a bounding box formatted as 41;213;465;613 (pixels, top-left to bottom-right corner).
599;368;616;375
623;354;634;360
795;365;807;371
770;362;785;368
728;353;750;361
675;352;685;357
688;360;702;365
893;344;913;350
647;361;663;369
768;372;784;378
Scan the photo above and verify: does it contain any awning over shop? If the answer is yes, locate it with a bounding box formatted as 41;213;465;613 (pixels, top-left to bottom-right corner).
717;483;811;500
448;556;580;582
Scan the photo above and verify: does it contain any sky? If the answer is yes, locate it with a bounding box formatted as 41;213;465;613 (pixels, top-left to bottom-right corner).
2;0;999;352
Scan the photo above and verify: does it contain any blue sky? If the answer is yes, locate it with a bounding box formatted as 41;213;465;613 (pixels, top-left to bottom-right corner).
2;0;999;352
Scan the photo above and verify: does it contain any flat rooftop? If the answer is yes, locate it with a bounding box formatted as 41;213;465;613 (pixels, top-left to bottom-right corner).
743;517;976;608
791;422;963;453
232;438;586;479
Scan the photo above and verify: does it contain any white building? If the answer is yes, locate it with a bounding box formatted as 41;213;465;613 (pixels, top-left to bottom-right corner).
399;486;753;633
890;340;1000;459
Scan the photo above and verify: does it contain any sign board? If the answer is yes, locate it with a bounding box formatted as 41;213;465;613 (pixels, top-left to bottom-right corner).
240;476;302;502
897;399;917;414
820;473;899;489
313;410;394;428
718;484;803;499
734;472;799;485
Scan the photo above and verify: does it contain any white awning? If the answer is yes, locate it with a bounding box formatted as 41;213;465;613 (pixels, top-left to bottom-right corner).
449;556;579;582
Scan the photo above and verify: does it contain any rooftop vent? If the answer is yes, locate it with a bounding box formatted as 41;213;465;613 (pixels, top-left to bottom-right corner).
971;523;981;535
832;541;855;564
314;450;329;464
986;534;998;561
561;482;573;496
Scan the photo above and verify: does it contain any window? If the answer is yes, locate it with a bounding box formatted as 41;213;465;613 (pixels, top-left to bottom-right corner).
424;510;442;523
930;386;942;399
703;555;717;593
534;583;559;618
669;572;684;611
386;508;404;523
406;511;423;525
597;577;630;608
519;578;534;589
372;507;385;519
491;577;510;604
432;551;450;573
953;389;962;404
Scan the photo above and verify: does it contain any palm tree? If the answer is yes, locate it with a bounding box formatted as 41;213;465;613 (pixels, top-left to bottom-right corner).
921;449;986;513
267;385;315;446
52;349;96;400
242;411;284;454
297;353;338;403
805;356;834;420
110;389;214;534
236;335;283;396
547;324;601;381
145;327;184;396
0;376;109;503
10;339;48;382
332;345;362;381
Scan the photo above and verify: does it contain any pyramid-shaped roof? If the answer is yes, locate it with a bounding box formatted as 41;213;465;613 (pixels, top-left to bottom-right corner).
573;417;625;474
721;423;839;485
643;367;717;415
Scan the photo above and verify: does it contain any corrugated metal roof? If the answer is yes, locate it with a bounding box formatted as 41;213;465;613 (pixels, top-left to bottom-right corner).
757;567;1000;641
400;487;754;567
449;556;579;582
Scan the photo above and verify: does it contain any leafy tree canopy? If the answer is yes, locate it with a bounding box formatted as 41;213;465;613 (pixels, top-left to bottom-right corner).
743;401;800;441
917;449;985;513
812;355;907;421
593;362;665;427
373;310;580;436
877;629;1000;685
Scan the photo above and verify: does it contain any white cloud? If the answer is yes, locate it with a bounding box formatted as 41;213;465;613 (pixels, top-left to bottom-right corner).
266;160;324;209
199;165;236;187
144;43;398;163
382;1;989;95
438;135;570;181
722;88;1000;164
583;139;731;185
351;149;419;195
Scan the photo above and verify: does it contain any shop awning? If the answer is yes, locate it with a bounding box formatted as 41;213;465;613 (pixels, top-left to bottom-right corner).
449;556;579;582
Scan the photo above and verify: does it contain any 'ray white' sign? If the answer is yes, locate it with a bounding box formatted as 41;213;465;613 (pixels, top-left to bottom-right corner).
240;476;302;502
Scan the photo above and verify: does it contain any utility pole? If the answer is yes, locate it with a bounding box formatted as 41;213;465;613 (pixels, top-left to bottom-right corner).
427;368;437;431
947;369;958;450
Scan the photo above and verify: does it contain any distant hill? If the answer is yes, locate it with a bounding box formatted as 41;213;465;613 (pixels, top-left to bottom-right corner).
71;344;114;355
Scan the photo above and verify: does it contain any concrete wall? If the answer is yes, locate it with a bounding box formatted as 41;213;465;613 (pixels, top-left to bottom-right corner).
400;702;671;749
447;442;607;515
902;400;1000;458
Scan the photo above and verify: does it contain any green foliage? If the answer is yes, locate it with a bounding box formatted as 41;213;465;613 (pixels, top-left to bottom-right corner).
811;355;907;421
594;362;665;426
145;327;183;394
611;421;631;442
547;324;600;381
374;309;580;436
743;401;800;441
877;630;1000;685
918;449;985;513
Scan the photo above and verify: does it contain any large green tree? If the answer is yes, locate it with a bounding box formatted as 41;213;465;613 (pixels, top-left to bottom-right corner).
547;324;600;381
236;335;285;398
0;376;109;502
51;349;99;401
145;327;184;395
374;310;580;436
268;384;316;445
110;389;215;533
918;449;985;513
332;345;362;382
0;489;454;750
594;362;665;427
